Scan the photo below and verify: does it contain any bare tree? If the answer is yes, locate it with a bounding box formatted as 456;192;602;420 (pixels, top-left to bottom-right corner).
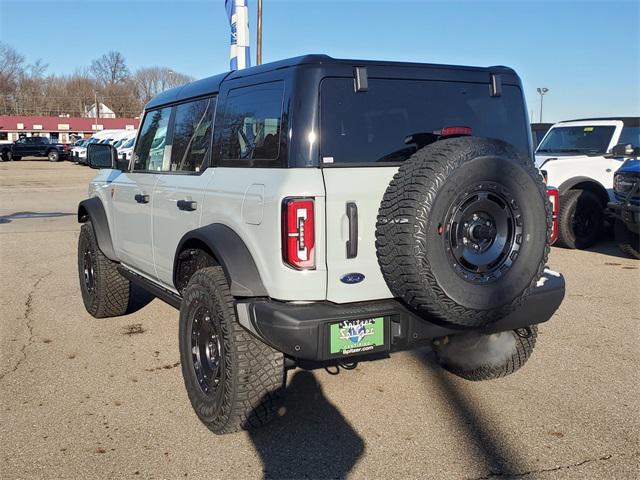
90;51;130;86
134;66;193;104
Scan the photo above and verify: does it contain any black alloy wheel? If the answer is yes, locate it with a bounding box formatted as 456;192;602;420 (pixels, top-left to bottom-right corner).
444;183;522;283
190;306;223;396
82;247;96;294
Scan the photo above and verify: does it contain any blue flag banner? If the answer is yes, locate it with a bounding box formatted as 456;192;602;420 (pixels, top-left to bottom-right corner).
225;0;251;70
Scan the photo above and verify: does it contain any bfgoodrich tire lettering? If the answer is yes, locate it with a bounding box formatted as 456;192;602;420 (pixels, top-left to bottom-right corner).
78;221;130;318
179;266;284;434
376;137;550;327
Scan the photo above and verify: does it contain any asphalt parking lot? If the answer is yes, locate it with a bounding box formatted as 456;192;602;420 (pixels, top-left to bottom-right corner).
1;160;638;480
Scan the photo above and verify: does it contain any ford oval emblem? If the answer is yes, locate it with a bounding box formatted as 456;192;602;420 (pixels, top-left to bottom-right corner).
340;273;365;284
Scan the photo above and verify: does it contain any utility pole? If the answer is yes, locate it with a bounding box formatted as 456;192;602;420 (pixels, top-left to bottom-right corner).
257;0;263;65
536;87;549;123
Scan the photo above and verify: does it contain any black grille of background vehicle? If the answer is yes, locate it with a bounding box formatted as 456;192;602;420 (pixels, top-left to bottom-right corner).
614;173;640;205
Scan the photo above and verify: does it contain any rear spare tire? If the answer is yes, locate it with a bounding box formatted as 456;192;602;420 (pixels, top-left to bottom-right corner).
376;137;550;327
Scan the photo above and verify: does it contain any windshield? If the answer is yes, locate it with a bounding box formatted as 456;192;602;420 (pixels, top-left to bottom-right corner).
537;125;616;155
320;78;529;164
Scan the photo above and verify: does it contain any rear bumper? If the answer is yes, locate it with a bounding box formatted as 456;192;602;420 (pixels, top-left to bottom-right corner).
235;269;565;362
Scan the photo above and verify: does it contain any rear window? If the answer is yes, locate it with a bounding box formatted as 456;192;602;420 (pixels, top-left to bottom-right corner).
320;78;529;165
537;126;616;155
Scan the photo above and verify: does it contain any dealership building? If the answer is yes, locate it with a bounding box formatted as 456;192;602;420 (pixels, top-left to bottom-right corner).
0;115;140;144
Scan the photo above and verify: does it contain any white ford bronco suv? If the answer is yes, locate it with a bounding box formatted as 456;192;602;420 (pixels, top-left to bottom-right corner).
78;55;565;434
535;117;640;249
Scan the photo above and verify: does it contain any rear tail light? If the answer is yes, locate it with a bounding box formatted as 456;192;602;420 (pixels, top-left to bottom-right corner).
547;187;559;245
282;198;315;270
63;144;68;152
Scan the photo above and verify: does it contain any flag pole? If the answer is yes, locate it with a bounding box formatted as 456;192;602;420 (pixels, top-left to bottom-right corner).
257;0;263;65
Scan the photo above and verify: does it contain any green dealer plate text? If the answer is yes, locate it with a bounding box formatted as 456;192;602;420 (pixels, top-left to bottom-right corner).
329;317;385;355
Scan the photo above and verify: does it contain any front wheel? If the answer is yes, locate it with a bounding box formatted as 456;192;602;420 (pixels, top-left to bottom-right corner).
78;221;131;317
434;325;538;381
48;150;60;162
615;220;640;259
179;266;285;434
557;189;603;249
1;150;10;161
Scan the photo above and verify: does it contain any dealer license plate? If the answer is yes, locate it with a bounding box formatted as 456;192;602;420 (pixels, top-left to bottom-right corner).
329;317;385;356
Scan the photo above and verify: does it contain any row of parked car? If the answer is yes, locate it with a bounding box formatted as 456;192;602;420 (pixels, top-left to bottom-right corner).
534;117;639;258
69;129;137;165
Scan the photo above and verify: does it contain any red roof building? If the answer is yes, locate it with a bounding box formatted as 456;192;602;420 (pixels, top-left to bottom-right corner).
0;115;140;144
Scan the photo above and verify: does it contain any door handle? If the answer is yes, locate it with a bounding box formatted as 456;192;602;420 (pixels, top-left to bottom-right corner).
346;202;358;258
134;193;149;204
177;199;197;211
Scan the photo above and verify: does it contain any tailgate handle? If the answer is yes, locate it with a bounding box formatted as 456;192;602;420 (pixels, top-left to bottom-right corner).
346;202;358;258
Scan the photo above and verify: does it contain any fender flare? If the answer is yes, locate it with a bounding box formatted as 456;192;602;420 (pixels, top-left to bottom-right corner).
174;224;268;298
557;176;609;205
77;197;118;261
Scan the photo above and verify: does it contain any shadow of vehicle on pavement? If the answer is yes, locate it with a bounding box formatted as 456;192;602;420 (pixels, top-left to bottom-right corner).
248;370;364;479
0;211;74;224
413;348;531;478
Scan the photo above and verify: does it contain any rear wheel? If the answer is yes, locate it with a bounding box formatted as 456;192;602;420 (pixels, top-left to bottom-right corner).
556;189;603;249
179;266;284;434
434;326;538;381
615;220;640;259
47;150;60;162
376;137;550;327
77;221;131;318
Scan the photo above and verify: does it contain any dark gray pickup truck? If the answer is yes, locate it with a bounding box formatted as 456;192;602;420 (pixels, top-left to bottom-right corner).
1;136;69;162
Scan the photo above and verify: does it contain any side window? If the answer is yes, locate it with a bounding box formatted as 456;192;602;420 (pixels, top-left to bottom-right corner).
133;107;172;171
170;97;216;173
619;126;640;147
16;138;25;144
220;81;284;166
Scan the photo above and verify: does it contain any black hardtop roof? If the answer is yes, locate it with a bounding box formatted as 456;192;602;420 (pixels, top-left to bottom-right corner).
560;117;640;127
145;54;518;110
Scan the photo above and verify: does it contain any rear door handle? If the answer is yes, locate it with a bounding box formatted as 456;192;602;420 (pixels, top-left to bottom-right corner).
134;193;149;204
346;202;358;258
177;199;197;211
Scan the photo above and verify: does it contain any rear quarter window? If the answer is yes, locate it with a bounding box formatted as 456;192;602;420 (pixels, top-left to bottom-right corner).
219;81;285;167
320;78;529;165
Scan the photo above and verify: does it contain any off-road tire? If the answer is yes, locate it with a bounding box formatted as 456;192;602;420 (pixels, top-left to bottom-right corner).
47;150;59;162
434;325;538;381
556;189;603;249
78;221;131;318
376;137;550;327
179;266;284;434
615;220;640;259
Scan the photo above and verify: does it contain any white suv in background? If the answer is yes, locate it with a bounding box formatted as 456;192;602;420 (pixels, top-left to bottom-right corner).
535;118;640;248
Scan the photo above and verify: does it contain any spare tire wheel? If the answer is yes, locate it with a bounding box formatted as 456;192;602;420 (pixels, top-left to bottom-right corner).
376;137;550;327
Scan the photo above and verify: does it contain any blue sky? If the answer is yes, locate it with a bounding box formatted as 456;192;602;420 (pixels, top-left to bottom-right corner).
1;0;638;122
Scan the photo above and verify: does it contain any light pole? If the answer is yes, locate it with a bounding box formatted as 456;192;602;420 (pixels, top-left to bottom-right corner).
536;87;549;123
257;0;263;65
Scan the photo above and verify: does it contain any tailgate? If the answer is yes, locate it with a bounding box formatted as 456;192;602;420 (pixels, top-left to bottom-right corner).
322;167;398;303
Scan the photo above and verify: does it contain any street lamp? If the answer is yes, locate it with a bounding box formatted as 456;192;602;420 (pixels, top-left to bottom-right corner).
536;87;549;123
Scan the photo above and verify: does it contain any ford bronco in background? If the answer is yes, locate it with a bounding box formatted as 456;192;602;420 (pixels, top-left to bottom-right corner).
535;117;640;249
77;55;565;434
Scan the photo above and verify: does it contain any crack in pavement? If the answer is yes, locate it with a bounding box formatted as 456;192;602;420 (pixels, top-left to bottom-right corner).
467;452;638;479
0;269;53;382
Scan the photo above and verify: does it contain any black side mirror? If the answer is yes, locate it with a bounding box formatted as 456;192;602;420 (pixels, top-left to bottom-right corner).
610;143;638;158
87;143;117;169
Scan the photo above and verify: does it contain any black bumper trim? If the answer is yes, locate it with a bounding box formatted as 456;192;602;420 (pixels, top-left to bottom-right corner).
236;270;566;362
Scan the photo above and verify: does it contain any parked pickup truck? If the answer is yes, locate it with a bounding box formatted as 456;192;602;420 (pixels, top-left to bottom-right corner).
1;136;69;162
